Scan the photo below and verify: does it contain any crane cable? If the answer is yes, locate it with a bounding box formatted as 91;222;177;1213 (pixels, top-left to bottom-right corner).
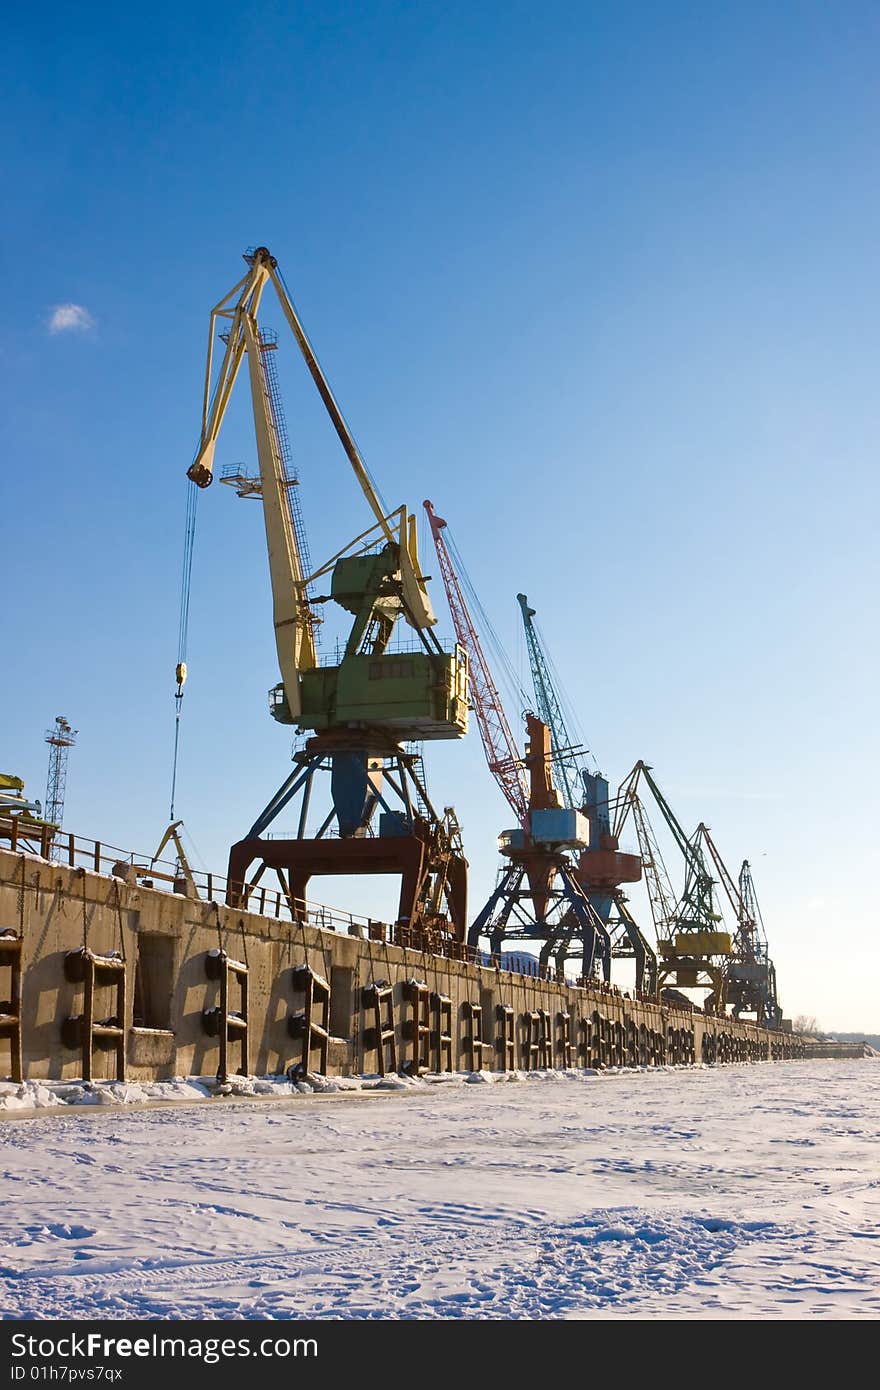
169;479;199;821
275;263;390;517
442;523;530;720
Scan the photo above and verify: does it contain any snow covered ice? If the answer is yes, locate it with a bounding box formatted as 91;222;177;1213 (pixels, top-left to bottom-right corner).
0;1060;877;1320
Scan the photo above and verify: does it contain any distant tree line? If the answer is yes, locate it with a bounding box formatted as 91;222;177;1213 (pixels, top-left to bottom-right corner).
793;1014;820;1035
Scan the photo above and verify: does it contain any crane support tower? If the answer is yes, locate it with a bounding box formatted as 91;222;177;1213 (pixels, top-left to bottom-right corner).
44;717;77;829
516;594;656;995
187;248;469;937
615;762;732;1012
424;502;611;979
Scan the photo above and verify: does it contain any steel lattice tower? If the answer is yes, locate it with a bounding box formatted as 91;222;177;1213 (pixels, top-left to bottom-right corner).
44;716;77;827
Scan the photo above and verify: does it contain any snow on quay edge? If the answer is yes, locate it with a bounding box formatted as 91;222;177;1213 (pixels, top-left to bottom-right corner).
0;1060;878;1320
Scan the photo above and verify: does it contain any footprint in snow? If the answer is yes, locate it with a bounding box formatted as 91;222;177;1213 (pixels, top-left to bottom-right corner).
24;1223;96;1242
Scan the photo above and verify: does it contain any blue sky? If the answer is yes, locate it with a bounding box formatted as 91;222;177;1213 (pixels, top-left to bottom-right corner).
2;2;878;1029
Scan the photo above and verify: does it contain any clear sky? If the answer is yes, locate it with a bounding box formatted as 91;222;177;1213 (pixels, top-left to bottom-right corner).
2;2;878;1031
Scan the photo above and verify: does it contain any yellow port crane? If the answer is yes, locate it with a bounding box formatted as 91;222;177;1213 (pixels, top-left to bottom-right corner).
187;245;438;723
184;247;469;938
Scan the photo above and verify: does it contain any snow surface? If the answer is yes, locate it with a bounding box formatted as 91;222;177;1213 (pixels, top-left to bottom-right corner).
0;1061;877;1320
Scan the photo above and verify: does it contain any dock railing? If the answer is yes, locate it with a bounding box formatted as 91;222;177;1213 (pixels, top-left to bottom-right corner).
0;814;575;985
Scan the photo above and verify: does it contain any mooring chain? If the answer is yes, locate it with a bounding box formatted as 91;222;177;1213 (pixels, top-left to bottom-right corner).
298;913;309;975
17;855;26;937
381;924;395;998
239;916;248;970
213;900;224;956
111;878;127;962
81;870;89;950
319;929;333;1000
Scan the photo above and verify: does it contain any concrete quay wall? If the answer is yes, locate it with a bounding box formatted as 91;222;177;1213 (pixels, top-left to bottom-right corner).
0;847;804;1084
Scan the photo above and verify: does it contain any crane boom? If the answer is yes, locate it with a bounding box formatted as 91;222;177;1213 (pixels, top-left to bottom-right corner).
264;256;442;629
188;254;314;716
263;260;394;542
698;824;749;931
615;761;711;898
628;793;679;936
243;313;316;714
738;860;770;958
424;501;528;826
517;594;584;810
187;247;438;720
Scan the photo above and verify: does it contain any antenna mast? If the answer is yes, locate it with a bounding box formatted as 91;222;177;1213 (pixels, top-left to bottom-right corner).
44;716;77;828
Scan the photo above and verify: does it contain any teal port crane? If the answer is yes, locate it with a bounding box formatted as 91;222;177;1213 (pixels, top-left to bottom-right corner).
516;595;656;994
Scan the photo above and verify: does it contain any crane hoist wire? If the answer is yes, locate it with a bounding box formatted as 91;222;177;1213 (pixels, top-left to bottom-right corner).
169;477;199;822
179;819;208;873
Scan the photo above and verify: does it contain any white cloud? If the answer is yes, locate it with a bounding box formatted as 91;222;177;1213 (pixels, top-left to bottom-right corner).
49;303;95;335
